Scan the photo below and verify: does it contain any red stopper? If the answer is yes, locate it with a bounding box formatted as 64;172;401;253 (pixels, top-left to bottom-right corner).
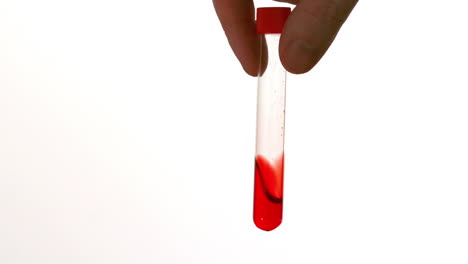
256;7;291;34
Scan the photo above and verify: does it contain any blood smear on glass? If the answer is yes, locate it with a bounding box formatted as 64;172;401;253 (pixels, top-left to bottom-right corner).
253;153;284;231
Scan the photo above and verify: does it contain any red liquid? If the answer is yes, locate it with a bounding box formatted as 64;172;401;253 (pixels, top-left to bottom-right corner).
253;154;284;231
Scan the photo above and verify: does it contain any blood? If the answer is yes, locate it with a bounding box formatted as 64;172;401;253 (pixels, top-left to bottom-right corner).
253;153;284;231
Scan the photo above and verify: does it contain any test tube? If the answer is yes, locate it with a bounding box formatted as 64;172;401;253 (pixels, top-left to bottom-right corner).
253;7;291;231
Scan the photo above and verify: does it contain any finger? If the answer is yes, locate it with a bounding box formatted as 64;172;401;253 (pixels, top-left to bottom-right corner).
213;0;259;76
279;0;358;74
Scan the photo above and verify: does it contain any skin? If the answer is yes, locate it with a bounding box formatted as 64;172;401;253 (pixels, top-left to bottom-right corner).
213;0;358;75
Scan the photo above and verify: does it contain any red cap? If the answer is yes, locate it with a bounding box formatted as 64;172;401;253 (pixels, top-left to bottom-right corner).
256;7;291;34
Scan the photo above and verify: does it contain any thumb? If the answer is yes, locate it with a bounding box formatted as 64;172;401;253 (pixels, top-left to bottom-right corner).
279;0;358;74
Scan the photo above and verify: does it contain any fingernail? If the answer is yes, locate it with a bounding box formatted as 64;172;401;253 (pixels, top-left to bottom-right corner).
286;40;317;73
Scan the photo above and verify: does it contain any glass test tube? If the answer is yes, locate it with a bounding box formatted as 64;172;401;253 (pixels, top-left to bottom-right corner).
253;7;291;232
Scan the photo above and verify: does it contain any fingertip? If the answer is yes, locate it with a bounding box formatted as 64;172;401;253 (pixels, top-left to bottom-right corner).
242;63;259;77
280;39;320;74
226;29;260;77
213;0;260;77
278;0;358;74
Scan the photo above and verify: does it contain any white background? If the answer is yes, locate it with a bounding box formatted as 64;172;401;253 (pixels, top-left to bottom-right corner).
1;0;468;263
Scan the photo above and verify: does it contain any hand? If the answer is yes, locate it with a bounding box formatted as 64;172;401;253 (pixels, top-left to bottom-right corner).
213;0;358;75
